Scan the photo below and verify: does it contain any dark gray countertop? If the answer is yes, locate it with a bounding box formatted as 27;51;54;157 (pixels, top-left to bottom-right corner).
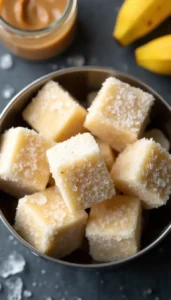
0;0;171;299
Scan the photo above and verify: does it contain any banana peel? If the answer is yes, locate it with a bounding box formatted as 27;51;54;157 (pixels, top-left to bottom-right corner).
113;0;171;46
135;35;171;75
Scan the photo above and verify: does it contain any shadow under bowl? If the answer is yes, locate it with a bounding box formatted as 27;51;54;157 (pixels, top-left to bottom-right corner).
0;67;171;270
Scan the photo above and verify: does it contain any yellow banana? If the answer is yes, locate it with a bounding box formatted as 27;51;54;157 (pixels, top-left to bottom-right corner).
113;0;171;46
135;35;171;75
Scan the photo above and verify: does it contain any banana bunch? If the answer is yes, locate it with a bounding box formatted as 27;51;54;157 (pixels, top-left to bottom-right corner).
113;0;171;75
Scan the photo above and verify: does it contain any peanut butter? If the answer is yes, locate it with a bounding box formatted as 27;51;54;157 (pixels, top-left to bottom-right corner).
0;0;77;60
1;0;68;30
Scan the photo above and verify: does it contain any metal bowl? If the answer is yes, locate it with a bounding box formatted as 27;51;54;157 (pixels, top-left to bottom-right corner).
0;67;171;270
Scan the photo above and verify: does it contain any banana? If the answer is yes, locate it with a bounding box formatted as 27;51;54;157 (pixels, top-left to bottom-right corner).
135;35;171;75
113;0;171;46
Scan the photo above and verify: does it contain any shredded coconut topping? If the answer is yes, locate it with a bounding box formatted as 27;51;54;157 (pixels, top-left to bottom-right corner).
91;77;154;133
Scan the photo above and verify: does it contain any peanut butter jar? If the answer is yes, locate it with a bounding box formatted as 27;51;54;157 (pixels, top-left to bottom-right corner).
0;0;77;60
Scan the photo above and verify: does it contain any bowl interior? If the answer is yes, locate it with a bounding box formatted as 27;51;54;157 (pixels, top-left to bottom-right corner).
0;67;171;267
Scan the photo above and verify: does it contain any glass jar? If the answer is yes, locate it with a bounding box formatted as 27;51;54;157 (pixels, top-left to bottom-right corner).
0;0;77;60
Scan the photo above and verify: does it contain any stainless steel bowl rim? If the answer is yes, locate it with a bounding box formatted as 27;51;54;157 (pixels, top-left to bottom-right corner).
0;66;171;269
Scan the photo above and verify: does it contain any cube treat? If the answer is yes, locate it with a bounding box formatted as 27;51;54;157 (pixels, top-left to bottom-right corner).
22;81;87;142
96;138;115;171
84;77;154;152
111;138;171;209
15;186;88;258
0;127;52;198
47;133;115;212
86;195;142;262
144;129;170;152
2;75;168;265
